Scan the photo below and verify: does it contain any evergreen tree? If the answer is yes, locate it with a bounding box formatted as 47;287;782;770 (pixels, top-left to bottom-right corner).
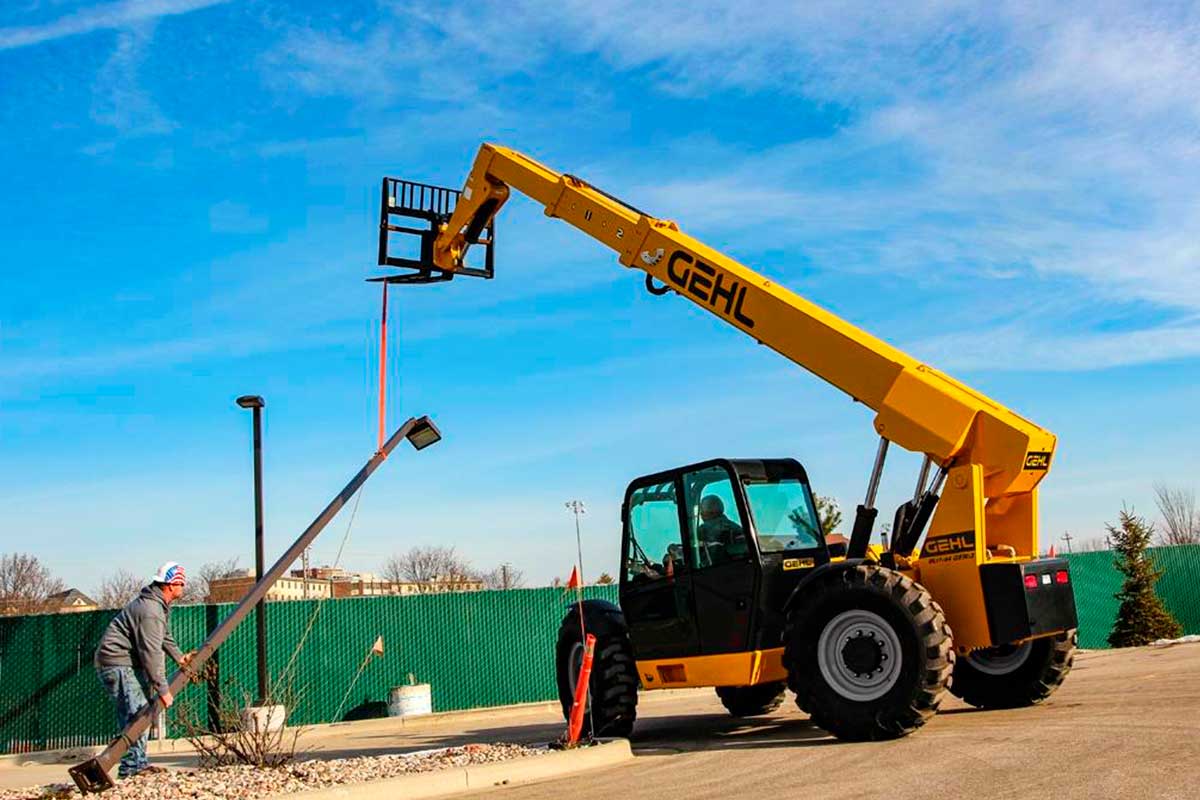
1106;508;1182;647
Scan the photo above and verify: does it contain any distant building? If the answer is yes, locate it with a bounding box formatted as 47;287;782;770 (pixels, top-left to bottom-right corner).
207;570;332;604
205;567;485;604
293;567;484;596
46;589;99;613
418;574;485;593
1;589;98;616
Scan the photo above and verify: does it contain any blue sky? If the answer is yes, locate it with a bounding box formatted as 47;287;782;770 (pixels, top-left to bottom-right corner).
2;1;1199;594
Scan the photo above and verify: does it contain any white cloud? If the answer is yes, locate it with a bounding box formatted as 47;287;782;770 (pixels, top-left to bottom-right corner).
0;326;351;386
911;320;1200;372
0;0;231;50
257;1;1200;371
89;23;175;137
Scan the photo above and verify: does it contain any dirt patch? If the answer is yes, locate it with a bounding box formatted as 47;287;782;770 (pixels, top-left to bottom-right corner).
1;743;544;800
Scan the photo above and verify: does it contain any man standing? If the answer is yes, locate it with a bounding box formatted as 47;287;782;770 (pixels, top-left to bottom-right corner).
94;562;190;779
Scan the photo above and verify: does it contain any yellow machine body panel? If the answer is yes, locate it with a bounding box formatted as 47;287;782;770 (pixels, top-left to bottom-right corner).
636;648;788;690
423;143;1060;651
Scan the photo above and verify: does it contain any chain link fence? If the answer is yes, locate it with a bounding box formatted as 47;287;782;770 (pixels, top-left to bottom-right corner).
2;545;1198;754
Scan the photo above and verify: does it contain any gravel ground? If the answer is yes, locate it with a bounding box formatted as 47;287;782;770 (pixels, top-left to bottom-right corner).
0;743;544;800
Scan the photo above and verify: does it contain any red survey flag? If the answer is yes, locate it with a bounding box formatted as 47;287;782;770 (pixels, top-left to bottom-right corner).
566;565;581;590
371;636;384;657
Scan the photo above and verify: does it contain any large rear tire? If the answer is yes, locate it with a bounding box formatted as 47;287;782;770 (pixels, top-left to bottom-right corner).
555;606;639;738
949;629;1077;709
784;564;954;741
715;682;786;717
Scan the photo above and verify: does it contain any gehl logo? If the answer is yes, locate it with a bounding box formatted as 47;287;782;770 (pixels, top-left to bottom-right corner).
667;251;756;328
1024;451;1052;471
923;530;975;557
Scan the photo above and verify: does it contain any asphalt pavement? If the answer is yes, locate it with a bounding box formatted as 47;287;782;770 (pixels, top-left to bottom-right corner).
2;644;1195;799
493;644;1200;800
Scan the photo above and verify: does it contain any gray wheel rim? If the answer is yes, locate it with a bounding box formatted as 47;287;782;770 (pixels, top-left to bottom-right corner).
966;641;1032;676
817;609;903;701
567;640;589;711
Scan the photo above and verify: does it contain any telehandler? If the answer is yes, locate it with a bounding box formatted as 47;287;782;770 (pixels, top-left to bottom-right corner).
376;145;1078;741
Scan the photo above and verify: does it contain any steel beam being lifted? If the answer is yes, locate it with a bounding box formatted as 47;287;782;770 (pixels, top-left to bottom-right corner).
69;415;443;794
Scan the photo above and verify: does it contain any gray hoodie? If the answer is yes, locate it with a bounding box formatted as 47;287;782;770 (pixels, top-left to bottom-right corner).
94;584;185;695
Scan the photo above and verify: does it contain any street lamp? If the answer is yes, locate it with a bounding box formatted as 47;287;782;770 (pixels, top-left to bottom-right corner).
404;417;442;450
235;394;269;705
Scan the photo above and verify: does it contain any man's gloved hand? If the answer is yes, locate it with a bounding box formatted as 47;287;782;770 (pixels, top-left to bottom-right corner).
160;690;175;709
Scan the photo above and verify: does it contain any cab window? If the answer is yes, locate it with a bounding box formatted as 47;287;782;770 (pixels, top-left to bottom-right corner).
743;477;822;551
625;481;686;583
682;465;750;568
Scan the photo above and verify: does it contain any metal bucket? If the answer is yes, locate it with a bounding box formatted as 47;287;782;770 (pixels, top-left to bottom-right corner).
387;684;432;718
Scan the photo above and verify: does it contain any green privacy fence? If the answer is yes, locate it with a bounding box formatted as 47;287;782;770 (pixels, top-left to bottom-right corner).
0;585;618;755
2;546;1199;754
1064;545;1200;648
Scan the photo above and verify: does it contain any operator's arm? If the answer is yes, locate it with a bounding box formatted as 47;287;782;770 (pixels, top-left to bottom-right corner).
162;622;185;666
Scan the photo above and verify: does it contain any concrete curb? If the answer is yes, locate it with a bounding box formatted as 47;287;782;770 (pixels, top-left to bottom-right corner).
0;689;705;769
266;740;633;800
0;737;195;770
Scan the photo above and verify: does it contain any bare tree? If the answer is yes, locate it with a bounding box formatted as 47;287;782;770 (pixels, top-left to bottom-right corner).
479;564;525;590
382;546;472;583
0;553;65;615
596;572;615;585
1154;483;1200;546
1077;537;1111;552
95;570;144;609
182;557;242;604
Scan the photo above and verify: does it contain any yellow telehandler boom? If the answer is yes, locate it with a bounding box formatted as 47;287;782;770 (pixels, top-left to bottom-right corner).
380;143;1059;652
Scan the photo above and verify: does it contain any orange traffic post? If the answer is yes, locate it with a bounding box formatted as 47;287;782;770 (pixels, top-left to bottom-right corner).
566;633;596;746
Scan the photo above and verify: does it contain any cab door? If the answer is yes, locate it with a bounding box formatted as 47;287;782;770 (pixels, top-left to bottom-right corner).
681;462;758;655
620;477;698;660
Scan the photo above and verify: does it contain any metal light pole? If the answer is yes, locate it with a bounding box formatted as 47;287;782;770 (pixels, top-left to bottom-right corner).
71;416;444;794
236;395;269;705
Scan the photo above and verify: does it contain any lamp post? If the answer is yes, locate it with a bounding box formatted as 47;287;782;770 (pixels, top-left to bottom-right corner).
236;394;268;705
70;416;444;794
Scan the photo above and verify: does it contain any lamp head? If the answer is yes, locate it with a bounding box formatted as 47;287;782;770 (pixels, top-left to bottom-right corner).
236;395;265;409
405;417;442;450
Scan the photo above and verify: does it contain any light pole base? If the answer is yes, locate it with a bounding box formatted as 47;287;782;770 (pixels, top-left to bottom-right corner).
69;758;114;794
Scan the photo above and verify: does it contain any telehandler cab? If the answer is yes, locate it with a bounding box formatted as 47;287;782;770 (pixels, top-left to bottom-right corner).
377;145;1079;741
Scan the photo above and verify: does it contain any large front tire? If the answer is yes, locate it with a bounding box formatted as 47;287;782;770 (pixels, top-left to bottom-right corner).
950;629;1077;709
555;605;639;738
784;564;954;741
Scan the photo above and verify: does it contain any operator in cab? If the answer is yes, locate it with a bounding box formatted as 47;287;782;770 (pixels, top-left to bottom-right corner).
696;495;749;564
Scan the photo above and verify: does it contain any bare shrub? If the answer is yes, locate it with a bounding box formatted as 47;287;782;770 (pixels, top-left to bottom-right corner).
176;667;306;768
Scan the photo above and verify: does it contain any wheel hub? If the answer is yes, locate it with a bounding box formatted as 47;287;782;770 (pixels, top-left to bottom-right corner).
841;630;886;676
817;609;904;702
